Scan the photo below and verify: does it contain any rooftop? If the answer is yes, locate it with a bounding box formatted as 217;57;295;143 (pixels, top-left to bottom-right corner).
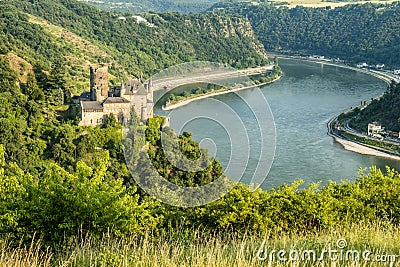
103;97;130;104
81;101;103;111
369;122;381;126
136;87;148;96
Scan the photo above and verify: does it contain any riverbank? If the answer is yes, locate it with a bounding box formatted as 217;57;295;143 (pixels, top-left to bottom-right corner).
327;112;400;161
274;54;398;85
334;136;400;161
162;74;282;111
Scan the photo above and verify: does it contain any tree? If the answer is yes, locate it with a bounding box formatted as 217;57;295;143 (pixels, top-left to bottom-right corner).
24;73;44;101
0;58;18;93
45;59;68;105
105;113;117;128
274;56;279;66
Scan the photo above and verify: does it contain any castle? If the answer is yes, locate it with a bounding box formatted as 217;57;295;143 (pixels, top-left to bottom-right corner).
77;66;153;126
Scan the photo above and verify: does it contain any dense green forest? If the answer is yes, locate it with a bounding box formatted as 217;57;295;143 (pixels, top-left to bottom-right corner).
1;0;268;94
214;2;400;66
350;82;400;132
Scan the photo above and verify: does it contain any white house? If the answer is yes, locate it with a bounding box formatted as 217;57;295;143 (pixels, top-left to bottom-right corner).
368;122;384;138
132;15;155;27
357;63;368;68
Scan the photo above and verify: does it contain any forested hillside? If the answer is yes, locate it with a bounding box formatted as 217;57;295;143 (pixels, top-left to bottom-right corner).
351;82;400;132
1;0;268;94
83;0;223;14
215;2;400;66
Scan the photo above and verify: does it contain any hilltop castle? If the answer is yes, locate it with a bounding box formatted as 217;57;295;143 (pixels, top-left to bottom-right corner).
77;66;153;126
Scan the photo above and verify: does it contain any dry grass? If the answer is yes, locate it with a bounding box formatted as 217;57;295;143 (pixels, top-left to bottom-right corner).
0;235;52;267
1;223;400;266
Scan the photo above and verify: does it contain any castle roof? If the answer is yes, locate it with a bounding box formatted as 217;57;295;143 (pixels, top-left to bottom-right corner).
124;78;142;95
136;87;148;95
81;101;103;111
72;92;91;102
103;97;130;104
80;92;91;99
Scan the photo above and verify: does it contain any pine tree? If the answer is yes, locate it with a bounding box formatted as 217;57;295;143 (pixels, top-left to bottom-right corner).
25;73;44;101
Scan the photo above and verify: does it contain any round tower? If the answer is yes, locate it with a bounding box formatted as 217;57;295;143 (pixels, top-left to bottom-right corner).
90;65;109;102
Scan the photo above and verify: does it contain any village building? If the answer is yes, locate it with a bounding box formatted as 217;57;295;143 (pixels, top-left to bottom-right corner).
356;62;368;68
367;122;384;138
77;65;153;126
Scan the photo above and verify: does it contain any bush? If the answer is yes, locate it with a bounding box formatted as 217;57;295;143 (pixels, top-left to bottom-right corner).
0;146;161;243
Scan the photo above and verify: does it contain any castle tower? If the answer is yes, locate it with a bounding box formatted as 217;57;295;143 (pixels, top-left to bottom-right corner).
90;65;109;102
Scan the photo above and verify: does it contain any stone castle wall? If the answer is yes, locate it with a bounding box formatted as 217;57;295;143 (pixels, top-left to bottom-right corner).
80;65;154;126
90;66;109;102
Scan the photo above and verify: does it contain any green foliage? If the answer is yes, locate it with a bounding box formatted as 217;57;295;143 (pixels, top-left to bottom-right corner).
217;2;400;66
139;117;223;187
189;166;400;235
23;73;45;102
165;84;223;105
0;145;160;243
351;83;400;132
45;59;69;105
0;58;50;170
105;113;118;128
4;0;268;85
0;58;19;93
0;4;64;71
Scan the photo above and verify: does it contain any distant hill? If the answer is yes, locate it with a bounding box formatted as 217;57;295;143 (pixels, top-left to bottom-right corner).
214;1;400;67
79;0;224;14
1;0;268;94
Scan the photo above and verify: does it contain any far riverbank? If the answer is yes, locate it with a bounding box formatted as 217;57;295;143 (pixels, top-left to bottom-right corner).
273;54;397;84
162;73;282;111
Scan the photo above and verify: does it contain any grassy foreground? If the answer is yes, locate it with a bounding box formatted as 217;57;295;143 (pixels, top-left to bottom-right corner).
1;223;400;267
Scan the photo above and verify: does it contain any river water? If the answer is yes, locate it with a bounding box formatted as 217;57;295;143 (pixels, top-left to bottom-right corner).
155;59;400;189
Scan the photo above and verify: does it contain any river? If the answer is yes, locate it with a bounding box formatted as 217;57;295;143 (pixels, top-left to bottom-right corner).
155;59;400;189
